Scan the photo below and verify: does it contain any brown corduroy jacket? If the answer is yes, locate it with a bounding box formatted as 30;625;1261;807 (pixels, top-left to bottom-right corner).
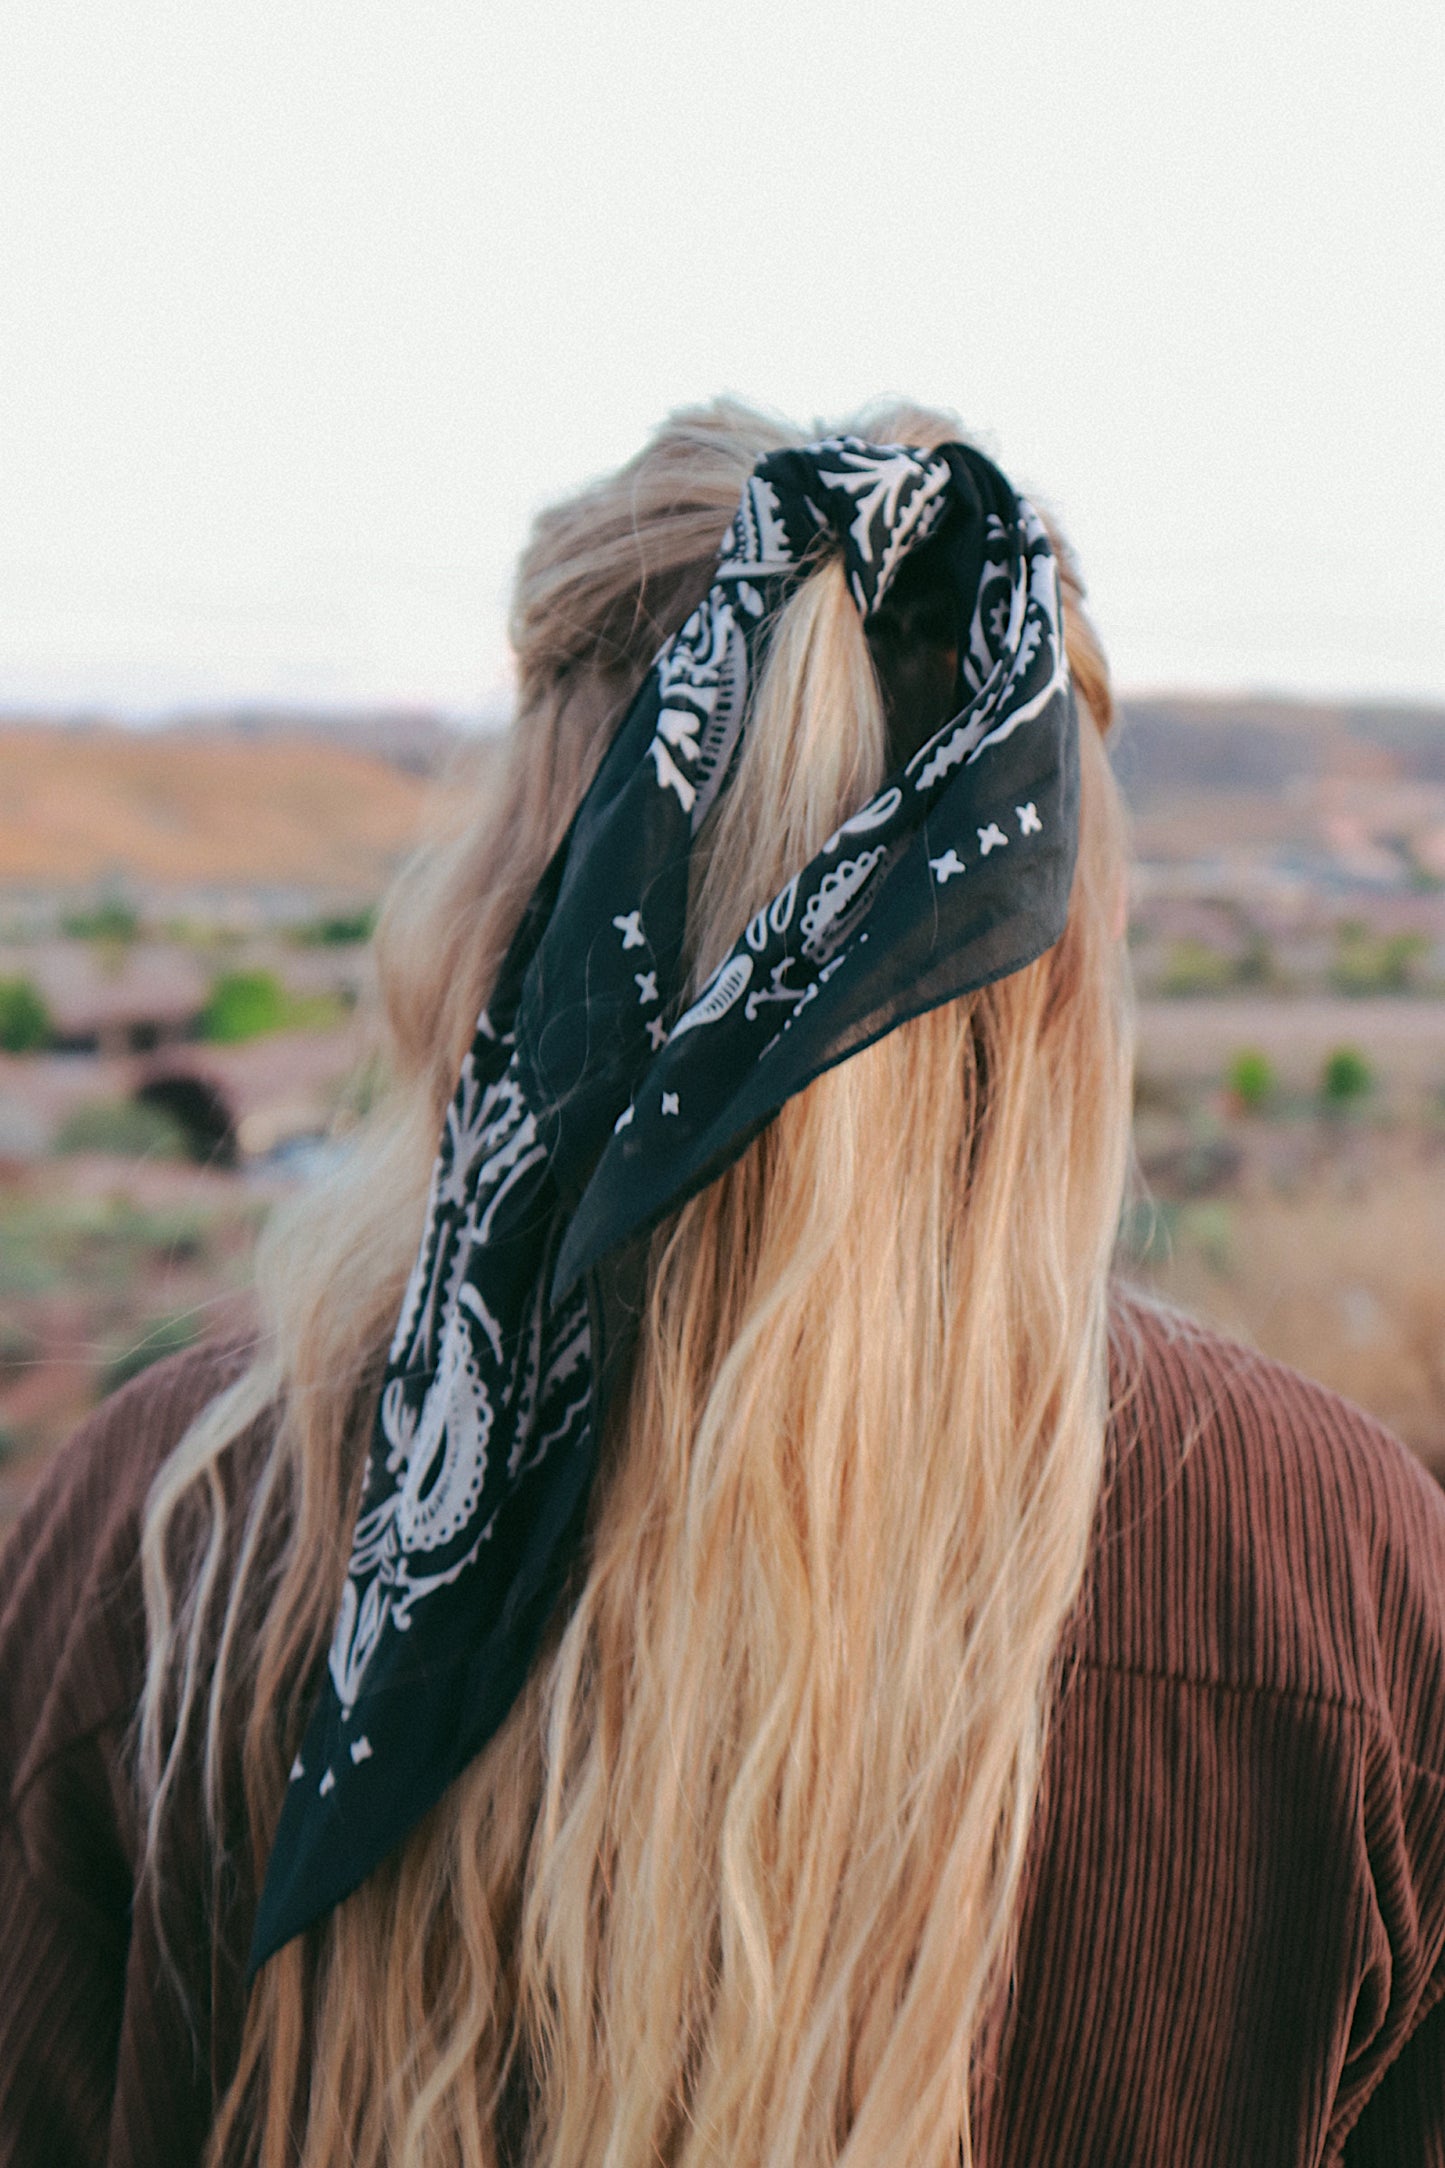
3;1296;1445;2165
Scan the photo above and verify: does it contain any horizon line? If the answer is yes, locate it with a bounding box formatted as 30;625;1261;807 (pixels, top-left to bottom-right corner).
2;685;1445;730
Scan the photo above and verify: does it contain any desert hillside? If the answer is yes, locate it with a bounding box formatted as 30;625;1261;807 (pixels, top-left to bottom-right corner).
0;724;439;894
2;698;1443;904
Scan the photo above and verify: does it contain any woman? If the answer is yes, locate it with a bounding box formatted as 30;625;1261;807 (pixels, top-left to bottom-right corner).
3;402;1444;2167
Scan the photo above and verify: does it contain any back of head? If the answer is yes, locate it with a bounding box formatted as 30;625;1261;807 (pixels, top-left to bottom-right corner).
145;399;1133;2168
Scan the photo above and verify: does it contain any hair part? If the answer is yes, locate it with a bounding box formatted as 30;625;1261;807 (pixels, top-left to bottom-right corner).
138;398;1133;2167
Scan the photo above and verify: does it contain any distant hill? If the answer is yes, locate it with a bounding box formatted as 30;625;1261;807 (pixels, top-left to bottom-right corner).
0;723;444;899
1;698;1441;907
152;706;482;777
1113;696;1445;805
1109;696;1445;879
150;695;1445;796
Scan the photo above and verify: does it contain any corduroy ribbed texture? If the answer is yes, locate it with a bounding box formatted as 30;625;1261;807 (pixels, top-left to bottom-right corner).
3;1297;1445;2166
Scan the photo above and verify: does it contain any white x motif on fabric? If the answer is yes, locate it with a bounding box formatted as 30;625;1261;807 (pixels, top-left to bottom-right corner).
612;910;646;949
635;971;659;1005
646;1016;668;1050
929;849;967;884
614;1104;635;1133
661;1091;680;1116
1016;803;1042;836
977;823;1008;856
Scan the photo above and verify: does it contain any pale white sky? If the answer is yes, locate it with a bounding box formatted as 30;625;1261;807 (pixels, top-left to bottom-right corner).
1;0;1442;717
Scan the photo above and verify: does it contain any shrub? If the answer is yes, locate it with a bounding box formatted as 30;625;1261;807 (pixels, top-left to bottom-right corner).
61;898;141;943
1320;1046;1373;1108
1228;1049;1276;1110
100;1313;201;1396
53;1098;189;1160
282;990;352;1031
0;976;51;1053
295;906;376;946
1158;938;1235;997
1330;926;1428;995
1234;933;1277;989
200;969;288;1043
1182;1200;1234;1277
0;1319;39;1377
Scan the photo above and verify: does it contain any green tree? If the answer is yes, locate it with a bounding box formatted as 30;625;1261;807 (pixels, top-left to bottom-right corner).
200;969;288;1044
295;906;376;946
1320;1045;1373;1108
0;976;51;1053
1227;1048;1275;1110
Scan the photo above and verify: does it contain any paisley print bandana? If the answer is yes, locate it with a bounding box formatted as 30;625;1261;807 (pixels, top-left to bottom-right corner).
251;438;1080;1967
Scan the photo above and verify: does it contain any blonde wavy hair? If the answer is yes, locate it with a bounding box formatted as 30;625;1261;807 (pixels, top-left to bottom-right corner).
139;399;1133;2167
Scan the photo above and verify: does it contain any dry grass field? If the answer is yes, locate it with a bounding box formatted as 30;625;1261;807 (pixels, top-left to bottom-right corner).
1126;1126;1445;1477
1128;998;1445;1476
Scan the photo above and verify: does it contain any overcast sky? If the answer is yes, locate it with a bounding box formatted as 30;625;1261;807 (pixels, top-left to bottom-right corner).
2;0;1441;717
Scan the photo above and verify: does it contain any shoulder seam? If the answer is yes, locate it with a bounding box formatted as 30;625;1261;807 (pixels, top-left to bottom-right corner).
1073;1650;1375;1721
1076;1657;1445;1775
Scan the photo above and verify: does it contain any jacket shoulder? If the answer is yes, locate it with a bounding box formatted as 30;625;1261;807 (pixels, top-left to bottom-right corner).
0;1338;257;1817
1093;1291;1445;1743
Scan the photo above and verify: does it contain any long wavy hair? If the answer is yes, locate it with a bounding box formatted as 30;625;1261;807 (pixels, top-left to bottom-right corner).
138;399;1133;2167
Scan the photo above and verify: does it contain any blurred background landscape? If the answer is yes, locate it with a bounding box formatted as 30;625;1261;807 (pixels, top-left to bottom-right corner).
4;0;1442;1509
1;692;1441;1521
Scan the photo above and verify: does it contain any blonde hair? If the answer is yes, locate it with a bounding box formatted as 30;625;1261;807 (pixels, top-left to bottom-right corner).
139;399;1133;2166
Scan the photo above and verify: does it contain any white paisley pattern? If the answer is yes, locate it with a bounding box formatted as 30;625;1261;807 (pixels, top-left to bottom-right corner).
799;848;889;960
325;1050;578;1717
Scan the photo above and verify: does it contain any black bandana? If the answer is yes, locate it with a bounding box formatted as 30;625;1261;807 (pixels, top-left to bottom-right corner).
251;439;1079;1968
